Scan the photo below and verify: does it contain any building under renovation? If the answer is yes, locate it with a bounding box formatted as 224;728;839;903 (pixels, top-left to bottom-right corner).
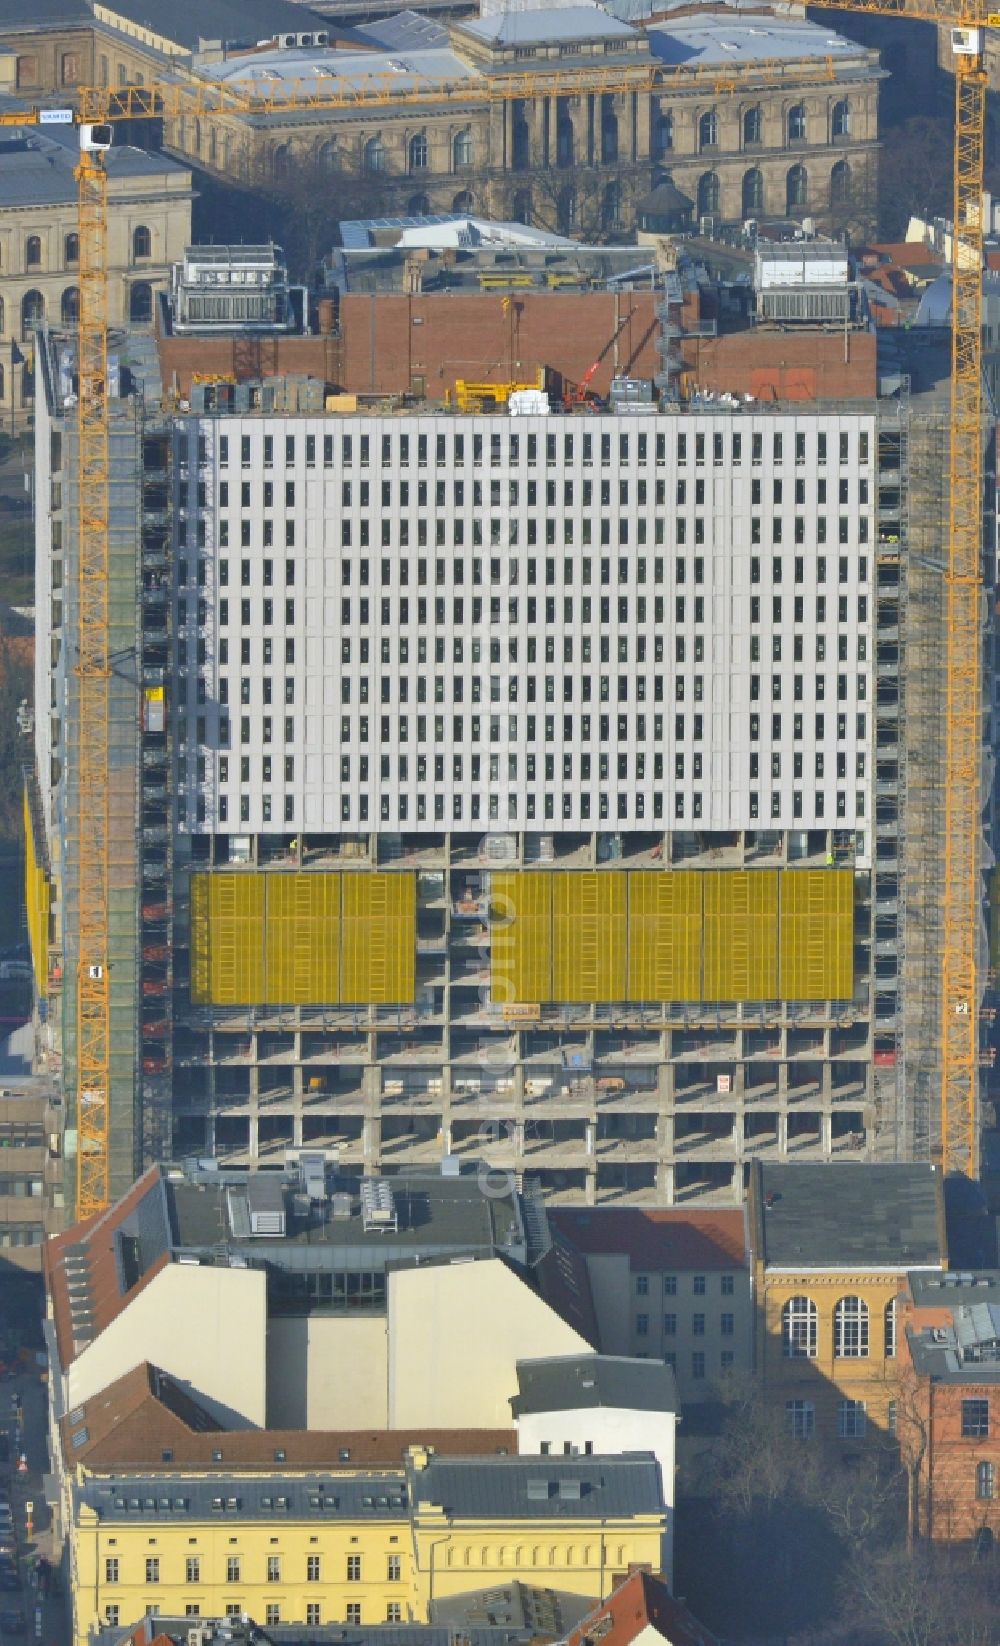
26;239;995;1208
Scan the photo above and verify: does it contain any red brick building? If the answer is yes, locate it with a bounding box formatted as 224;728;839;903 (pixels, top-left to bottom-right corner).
899;1271;1000;1544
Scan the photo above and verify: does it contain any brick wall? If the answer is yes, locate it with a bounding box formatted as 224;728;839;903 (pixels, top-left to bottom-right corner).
338;291;662;400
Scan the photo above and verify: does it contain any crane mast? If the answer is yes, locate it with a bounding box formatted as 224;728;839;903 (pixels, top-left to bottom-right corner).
58;5;988;1210
73;149;112;1219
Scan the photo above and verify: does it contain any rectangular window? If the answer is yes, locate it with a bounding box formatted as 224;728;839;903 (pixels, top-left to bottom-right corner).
663;1313;677;1335
721;1274;735;1296
693;1276;706;1295
692;1352;705;1380
265;1606;281;1626
786;1400;815;1439
636;1313;649;1337
387;1556;401;1582
347;1555;362;1582
664;1276;677;1295
105;1559;119;1584
306;1606;321;1627
346;1606;362;1626
226;1557;240;1583
962;1399;990;1438
267;1556;280;1583
105;1609;120;1628
693;1314;705;1336
186;1558;200;1584
386;1604;402;1624
837;1399;867;1439
145;1559;159;1585
635;1274;649;1295
721;1313;734;1336
307;1555;321;1582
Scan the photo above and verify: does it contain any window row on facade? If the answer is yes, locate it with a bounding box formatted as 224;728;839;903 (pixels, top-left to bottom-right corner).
213;473;873;511
5;225;151;275
208;425;873;474
782;1294;895;1359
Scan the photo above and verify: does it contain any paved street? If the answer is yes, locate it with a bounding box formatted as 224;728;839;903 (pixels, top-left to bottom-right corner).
1;1365;70;1646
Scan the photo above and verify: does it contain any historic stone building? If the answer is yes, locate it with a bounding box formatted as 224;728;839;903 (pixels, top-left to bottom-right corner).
165;7;882;239
0;125;192;426
0;0;882;242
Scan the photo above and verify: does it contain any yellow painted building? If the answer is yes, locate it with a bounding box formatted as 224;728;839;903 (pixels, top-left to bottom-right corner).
71;1454;666;1644
748;1161;947;1441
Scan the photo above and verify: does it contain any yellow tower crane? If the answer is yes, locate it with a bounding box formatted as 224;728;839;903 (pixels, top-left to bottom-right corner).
19;3;989;1212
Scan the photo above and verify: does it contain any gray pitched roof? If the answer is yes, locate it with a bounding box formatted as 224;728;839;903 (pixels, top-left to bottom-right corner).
0;0;91;28
752;1162;945;1271
510;1355;678;1417
408;1454;663;1519
0;131;187;210
96;0;332;51
457;3;638;46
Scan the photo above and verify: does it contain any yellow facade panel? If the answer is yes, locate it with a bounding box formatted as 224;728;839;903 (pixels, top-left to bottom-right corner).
552;872;627;1002
704;871;778;1000
490;871;552;1004
208;873;266;1004
189;873;211;1004
779;869;854;1000
628;871;703;1001
265;873;341;1005
341;873;415;1004
23;789;49;1000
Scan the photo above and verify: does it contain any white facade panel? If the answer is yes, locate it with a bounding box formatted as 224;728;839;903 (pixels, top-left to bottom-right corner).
171;411;875;854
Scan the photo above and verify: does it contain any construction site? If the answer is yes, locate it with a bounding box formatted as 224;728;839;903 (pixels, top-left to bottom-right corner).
23;215;987;1213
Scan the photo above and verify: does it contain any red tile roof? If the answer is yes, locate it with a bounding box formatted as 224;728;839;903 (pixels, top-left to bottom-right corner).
549;1208;746;1272
567;1569;717;1646
45;1165;170;1367
61;1360;517;1472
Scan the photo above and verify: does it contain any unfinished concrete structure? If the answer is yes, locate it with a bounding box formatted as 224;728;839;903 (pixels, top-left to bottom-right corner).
28;238;996;1207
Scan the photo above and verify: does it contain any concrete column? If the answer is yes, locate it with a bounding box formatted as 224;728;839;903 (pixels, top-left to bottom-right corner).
777;1111;788;1155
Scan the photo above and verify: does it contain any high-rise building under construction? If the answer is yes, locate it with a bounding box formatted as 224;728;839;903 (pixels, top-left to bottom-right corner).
27;242;989;1209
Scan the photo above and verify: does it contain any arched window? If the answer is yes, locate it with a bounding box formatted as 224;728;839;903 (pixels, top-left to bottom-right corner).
977;1461;995;1501
407;192;430;216
602;180;622;231
408;133;428;172
782;1295;818;1358
832;99;850;139
654;109;673;156
697;171;720;218
317;141;338;171
786;164;808;211
65;232;79;266
557;188;576;234
363;136;385;174
830;160;851;205
453;190;474;214
272;146;289;181
834;1295;869;1358
129;282;152;324
61;51;80;86
20;290;44;339
25;235;41;269
788;104;807;142
698;110;718;151
884;1298;896;1358
453;128;472;169
513;189;531;225
742;168;763;216
132;224;151;262
743;106;762;147
61;287;79;324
